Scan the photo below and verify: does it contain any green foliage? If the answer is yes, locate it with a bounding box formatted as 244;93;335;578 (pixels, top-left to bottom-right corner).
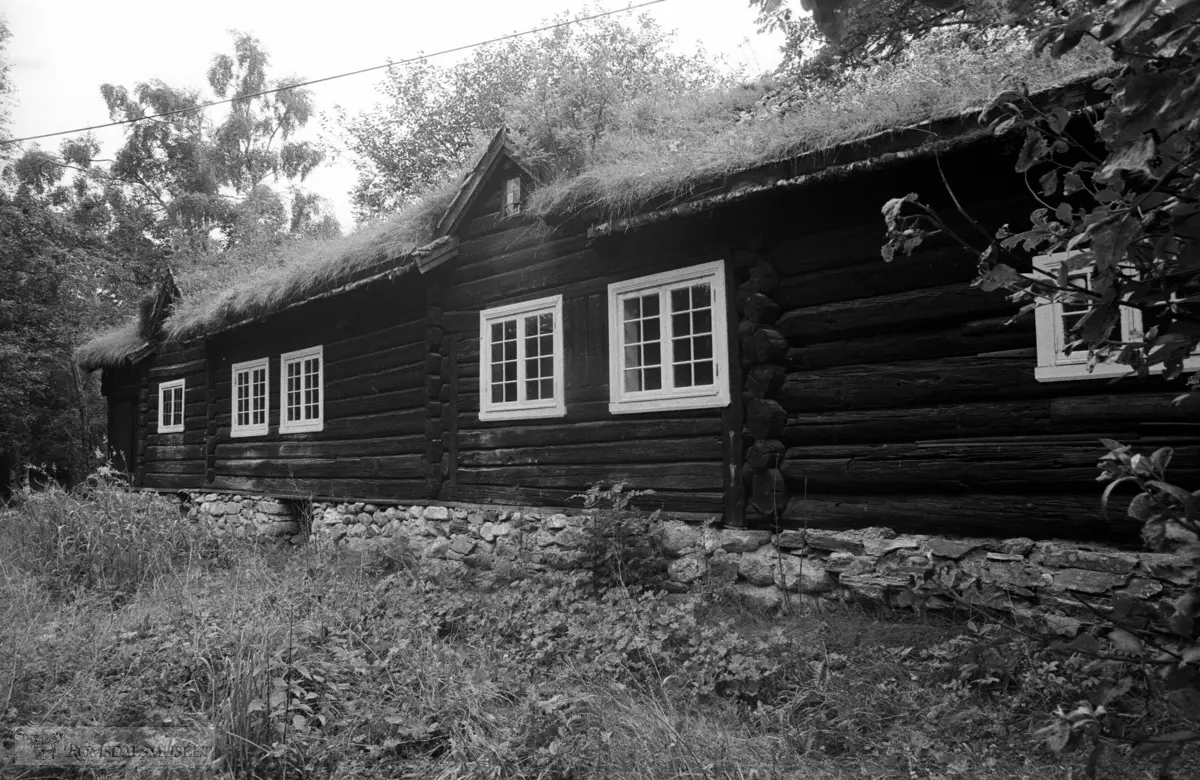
337;9;733;217
0;470;221;601
571;480;665;590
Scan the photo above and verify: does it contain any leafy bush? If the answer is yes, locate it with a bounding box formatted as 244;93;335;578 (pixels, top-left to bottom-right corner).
0;467;219;601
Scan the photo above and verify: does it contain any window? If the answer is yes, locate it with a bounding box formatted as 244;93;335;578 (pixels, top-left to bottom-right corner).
1033;252;1200;381
502;176;522;217
231;358;269;437
479;295;565;421
279;346;324;433
158;379;185;434
607;260;730;414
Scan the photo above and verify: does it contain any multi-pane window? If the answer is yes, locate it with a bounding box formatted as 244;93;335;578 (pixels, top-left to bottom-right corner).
503;176;522;217
479;295;565;421
231;358;269;437
608;260;730;414
1032;253;1200;381
279;346;324;433
158;379;185;434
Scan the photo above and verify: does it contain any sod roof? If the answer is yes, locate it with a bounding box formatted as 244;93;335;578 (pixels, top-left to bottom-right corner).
76;40;1109;370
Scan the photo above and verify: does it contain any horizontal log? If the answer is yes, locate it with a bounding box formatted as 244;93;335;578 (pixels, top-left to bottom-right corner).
777;355;1045;412
325;388;425;420
325;319;426;363
148;359;207;379
784;401;1054;445
143;461;206;475
459;437;721;467
214;435;425;460
325;365;426;399
776;243;976;310
777;283;1013;345
456;463;723;492
457;418;723;449
216;455;426;480
785;321;1034;371
147;432;206;446
1049;392;1200;427
782;492;1140;543
450;231;588;283
142;473;207;490
438;484;724;514
325;343;425;382
208;476;426;501
780;443;1200;493
145;445;206;460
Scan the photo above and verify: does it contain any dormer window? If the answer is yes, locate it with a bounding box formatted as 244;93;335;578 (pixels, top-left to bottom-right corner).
503;176;522;217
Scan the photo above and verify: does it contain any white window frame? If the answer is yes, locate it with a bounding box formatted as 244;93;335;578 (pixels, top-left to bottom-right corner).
1033;252;1200;382
231;357;270;438
279;345;324;433
479;295;566;421
502;176;522;217
607;259;730;414
157;378;185;434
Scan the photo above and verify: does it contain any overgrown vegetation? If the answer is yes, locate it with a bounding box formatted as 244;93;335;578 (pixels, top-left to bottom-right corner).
2;478;1199;779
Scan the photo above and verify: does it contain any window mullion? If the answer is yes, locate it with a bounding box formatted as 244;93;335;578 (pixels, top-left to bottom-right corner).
516;316;527;404
660;288;673;393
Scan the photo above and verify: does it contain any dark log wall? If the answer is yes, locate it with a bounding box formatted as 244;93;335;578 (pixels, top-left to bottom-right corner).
201;277;430;501
141;343;208;490
429;160;728;514
709;139;1200;544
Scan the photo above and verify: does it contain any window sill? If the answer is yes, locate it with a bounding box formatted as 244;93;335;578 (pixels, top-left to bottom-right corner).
230;426;269;438
157;424;185;434
279;421;324;434
479;404;566;422
1036;355;1200;382
609;389;729;415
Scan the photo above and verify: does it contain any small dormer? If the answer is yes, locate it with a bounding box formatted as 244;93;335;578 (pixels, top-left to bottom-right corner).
434;128;534;240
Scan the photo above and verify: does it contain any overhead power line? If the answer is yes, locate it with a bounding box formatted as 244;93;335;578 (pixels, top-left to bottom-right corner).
2;0;670;147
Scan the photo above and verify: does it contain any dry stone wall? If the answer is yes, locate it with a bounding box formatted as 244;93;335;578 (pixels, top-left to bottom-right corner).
181;492;1188;635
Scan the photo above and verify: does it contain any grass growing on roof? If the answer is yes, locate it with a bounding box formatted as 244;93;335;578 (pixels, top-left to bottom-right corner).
73;316;145;371
527;37;1110;222
163;178;460;342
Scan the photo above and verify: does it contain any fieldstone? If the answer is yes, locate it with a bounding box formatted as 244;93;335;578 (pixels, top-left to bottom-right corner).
406;505;424;520
426;521;449;538
350;503;365;513
449;516;469;535
364;524;379;539
774;530;808;549
863;536;926;557
424;538;451;559
371;513;389;527
450;536;476;556
259;500;290;516
1139;553;1193;585
494;521;513;537
495;538;521;560
474;540;495;556
1052;568;1128;595
995;538;1035;556
775;556;835;593
328;526;347;543
480;522;497;542
344;537;375;553
927;539;981;560
805;527;896;554
990;560;1053;590
553;526;591;550
346;523;367;539
322;509;341;526
546;514;570;530
986;552;1026;562
541;549;588;570
261;521;300;536
738;545;778;586
731;583;784;611
1035;543;1140;574
423;506;450;521
821;551;871;574
720;529;772;553
839;572;908;601
534;529;558;548
660;523;703;556
363;504;377;513
709;554;740;584
668;555;707;584
1115;577;1163;599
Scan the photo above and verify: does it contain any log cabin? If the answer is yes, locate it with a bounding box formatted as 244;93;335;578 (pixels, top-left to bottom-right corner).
77;74;1199;546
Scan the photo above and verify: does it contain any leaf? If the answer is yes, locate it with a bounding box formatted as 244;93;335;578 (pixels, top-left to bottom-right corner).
1100;133;1158;178
975;263;1024;292
1151;447;1175;473
1052;633;1100;655
1040;170;1060;197
1148;480;1197;521
1107;627;1144;654
1100;0;1163;44
1016;131;1050;173
1038;720;1073;752
1093;676;1134;706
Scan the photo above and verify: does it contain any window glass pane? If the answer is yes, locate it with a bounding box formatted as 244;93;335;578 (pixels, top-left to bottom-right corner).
694;360;714;386
673;312;691;336
644;366;662;391
541;378;553;399
674;363;692;388
692;283;711;308
674;337;692;362
644;342;661;367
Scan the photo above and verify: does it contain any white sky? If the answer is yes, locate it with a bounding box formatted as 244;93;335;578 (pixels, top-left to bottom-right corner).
4;0;782;229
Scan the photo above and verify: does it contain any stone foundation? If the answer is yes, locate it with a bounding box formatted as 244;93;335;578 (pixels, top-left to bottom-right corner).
180;492;1189;635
